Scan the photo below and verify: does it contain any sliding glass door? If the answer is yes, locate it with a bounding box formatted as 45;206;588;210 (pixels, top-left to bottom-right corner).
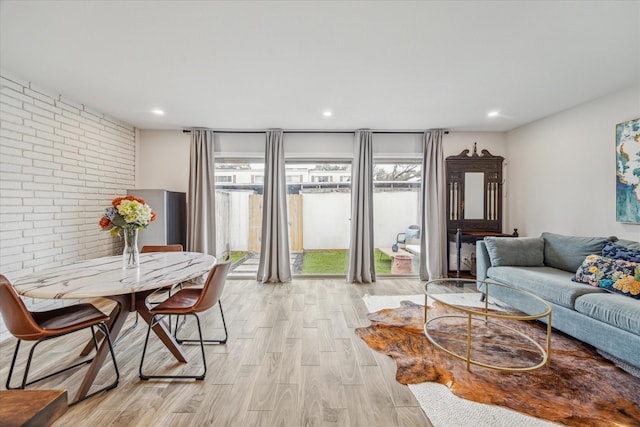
285;162;352;275
373;161;421;276
214;160;264;277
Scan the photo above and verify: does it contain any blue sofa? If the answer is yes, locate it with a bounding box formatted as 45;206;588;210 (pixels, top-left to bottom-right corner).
476;232;640;369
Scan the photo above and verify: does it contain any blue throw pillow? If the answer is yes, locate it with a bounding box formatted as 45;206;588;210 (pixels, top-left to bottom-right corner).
602;241;640;262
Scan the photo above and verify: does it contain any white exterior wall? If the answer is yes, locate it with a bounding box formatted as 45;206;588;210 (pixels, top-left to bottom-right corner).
302;192;351;249
228;191;251;251
0;72;136;342
506;84;640;241
373;191;419;247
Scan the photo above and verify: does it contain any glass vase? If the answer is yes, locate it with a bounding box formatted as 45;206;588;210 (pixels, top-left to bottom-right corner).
122;227;140;269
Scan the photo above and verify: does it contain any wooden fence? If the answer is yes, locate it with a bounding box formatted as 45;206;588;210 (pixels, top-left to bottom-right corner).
248;194;303;252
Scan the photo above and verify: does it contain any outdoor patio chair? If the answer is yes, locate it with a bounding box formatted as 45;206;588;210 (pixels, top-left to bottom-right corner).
396;225;420;248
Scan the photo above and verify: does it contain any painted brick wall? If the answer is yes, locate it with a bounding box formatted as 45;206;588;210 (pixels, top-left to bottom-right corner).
0;72;136;341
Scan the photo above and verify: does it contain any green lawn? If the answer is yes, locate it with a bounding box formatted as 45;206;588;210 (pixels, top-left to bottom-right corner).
230;251;248;264
301;249;391;274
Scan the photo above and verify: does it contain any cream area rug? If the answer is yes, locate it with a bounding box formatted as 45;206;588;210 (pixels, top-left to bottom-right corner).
361;294;558;427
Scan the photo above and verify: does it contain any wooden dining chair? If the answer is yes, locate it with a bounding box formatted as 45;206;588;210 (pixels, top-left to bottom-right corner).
139;259;230;380
0;275;119;405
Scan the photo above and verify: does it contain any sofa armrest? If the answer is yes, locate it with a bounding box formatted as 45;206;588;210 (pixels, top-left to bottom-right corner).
476;241;491;282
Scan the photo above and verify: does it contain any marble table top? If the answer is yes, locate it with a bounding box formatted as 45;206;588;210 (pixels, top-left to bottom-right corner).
12;252;216;299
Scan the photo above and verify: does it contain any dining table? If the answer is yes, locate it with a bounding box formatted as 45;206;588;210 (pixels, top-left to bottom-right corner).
11;251;217;402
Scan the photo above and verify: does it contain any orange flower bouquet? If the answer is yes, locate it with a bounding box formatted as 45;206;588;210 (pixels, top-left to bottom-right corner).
99;196;156;268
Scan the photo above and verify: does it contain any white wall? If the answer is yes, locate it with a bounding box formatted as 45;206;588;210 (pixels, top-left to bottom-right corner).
137;129;190;192
303;192;351;249
373;191;420;247
0;73;136;276
0;72;136;342
506;84;640;241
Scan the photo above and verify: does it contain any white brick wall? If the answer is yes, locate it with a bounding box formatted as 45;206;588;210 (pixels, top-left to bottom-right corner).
0;73;136;342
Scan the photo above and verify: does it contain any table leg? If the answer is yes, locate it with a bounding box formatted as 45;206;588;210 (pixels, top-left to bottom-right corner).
74;295;130;402
135;291;188;363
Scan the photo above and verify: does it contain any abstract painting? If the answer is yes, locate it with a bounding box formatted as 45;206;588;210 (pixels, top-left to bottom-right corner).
616;117;640;223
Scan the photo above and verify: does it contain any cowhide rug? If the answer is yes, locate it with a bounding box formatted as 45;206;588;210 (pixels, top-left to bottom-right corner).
355;301;640;427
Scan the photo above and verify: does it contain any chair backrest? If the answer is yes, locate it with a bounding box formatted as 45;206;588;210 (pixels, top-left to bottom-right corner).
192;260;231;313
0;275;44;340
405;225;420;240
140;244;184;253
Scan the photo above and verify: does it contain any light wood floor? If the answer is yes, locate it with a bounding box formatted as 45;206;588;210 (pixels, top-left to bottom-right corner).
0;278;434;427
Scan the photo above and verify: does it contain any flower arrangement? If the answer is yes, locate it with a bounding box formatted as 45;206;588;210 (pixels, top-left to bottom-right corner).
99;195;156;236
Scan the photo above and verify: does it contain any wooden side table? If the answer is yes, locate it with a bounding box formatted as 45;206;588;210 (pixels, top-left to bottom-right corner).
0;390;67;427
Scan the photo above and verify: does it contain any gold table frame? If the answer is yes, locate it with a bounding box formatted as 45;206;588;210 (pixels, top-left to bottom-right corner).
423;278;552;372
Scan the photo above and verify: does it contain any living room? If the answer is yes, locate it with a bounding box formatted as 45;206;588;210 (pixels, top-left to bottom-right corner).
0;1;639;426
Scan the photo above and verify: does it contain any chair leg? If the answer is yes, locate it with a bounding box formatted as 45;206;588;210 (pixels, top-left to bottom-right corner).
71;323;120;406
6;323;120;405
139;313;206;381
174;301;228;345
114;311;139;345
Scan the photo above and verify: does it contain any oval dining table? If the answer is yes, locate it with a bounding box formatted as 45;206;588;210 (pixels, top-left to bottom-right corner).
11;251;216;402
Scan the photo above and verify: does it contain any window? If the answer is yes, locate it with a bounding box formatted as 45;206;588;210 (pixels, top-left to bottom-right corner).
214;160;264;277
373;162;421;276
286;162;352;275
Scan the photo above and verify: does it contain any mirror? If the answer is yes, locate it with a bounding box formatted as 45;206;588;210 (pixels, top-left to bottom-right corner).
446;144;504;233
464;172;484;219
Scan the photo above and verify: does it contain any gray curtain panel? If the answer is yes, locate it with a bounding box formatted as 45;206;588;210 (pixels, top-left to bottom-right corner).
347;130;376;283
186;129;216;256
419;130;447;280
257;130;292;283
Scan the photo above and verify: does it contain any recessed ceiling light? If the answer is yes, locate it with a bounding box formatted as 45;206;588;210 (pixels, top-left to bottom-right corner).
322;110;333;117
151;109;165;116
487;111;500;118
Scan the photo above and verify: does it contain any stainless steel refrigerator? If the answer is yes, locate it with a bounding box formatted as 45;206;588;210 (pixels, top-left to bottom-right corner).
127;189;186;248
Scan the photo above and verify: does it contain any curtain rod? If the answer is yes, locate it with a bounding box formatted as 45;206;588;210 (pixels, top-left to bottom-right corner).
182;129;449;135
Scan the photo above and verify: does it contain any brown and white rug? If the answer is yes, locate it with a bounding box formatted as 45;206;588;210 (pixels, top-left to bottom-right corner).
357;296;640;427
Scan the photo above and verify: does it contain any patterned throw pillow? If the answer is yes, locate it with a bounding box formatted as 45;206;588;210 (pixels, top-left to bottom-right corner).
602;241;640;262
599;258;640;299
574;254;615;287
574;255;640;299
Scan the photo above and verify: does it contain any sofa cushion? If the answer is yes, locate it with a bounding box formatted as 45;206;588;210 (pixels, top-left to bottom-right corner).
574;254;615;287
541;232;608;273
487;266;605;309
484;236;544;267
602;241;640;262
574;293;640;336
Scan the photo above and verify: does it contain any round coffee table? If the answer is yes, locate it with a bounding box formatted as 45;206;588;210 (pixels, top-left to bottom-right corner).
423;278;552;372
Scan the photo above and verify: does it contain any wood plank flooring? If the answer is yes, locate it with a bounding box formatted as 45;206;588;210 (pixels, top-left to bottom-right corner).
0;278;433;427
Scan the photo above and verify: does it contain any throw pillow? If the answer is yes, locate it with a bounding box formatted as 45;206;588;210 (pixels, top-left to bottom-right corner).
609;237;640;250
574;254;615;287
599;258;640;299
602;241;640;262
574;255;640;299
541;232;609;273
484;236;544;267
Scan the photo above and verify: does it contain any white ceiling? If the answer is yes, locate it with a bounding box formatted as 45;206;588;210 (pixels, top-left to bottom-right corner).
1;1;639;132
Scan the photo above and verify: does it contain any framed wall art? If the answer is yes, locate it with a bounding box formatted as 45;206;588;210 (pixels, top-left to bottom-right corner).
616;117;640;223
